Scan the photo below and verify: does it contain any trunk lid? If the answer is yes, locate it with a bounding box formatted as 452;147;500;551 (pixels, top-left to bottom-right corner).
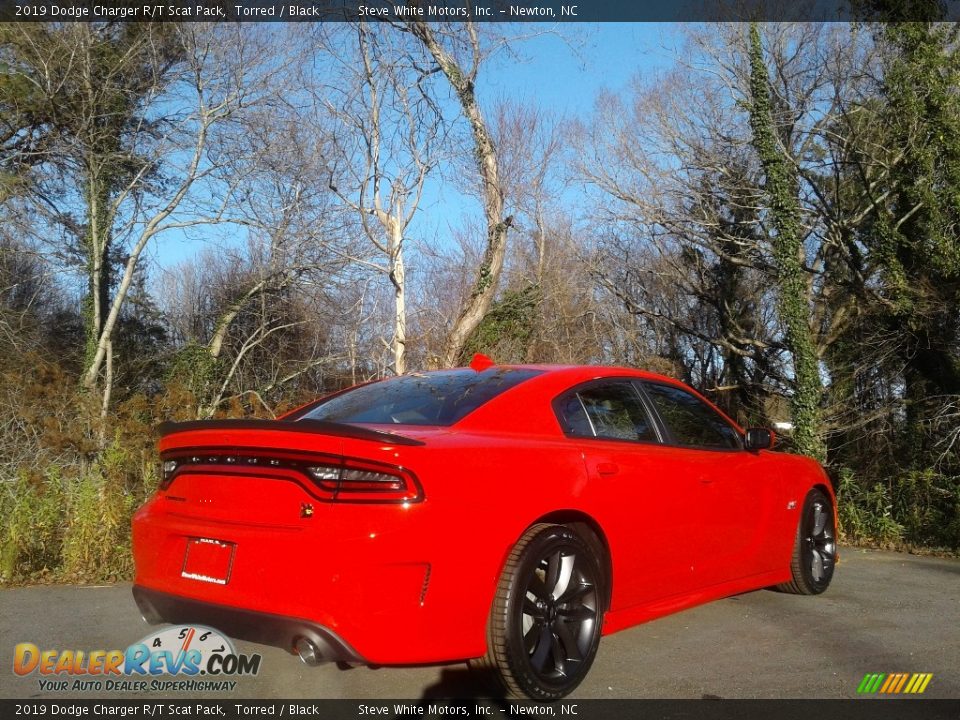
156;419;425;524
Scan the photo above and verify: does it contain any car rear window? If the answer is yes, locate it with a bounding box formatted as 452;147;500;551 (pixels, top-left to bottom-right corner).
297;368;543;426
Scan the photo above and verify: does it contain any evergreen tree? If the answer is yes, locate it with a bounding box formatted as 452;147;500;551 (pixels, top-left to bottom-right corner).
0;23;184;382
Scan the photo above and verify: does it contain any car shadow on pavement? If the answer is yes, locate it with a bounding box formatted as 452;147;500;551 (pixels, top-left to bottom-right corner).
418;665;510;703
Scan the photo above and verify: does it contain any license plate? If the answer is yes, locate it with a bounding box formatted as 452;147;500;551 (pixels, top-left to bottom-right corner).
181;538;235;585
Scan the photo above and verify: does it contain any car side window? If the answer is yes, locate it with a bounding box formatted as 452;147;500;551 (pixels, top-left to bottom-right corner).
642;382;741;450
557;382;658;443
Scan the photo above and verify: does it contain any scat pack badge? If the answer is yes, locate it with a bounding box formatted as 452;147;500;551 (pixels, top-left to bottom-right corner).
13;625;261;693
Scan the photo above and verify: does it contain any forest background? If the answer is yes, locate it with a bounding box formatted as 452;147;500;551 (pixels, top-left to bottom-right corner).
1;17;959;584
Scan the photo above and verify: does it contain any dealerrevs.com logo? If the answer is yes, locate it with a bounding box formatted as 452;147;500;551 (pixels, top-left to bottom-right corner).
13;625;261;693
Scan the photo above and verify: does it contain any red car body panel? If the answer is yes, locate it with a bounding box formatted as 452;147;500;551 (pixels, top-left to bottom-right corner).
131;365;835;665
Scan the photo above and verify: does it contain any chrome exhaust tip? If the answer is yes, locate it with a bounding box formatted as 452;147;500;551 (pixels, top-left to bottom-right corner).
295;637;326;666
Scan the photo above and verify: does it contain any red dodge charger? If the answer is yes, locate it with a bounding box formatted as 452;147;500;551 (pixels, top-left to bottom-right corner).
132;360;837;699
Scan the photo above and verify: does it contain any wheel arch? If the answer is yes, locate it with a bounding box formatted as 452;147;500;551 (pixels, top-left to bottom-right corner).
812;481;840;552
813;481;834;499
529;509;613;609
478;509;614;660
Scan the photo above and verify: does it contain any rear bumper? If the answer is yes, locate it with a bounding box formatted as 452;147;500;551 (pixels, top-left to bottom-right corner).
131;495;495;664
133;585;364;665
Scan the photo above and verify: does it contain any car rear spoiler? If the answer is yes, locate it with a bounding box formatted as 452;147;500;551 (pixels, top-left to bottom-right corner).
156;419;425;447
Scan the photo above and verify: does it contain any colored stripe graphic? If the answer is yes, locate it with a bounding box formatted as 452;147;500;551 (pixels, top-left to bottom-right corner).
857;673;884;693
858;673;932;694
893;673;909;693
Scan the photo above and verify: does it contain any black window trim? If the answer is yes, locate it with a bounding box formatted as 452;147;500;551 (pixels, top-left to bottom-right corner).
636;380;744;453
552;377;666;446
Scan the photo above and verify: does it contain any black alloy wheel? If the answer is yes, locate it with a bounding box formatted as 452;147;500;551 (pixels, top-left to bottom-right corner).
473;523;605;700
778;489;837;595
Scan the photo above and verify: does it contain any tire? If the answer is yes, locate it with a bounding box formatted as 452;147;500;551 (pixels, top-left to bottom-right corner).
777;489;837;595
472;523;605;700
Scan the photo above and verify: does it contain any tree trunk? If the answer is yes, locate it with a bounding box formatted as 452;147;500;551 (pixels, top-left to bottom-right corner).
390;219;407;375
406;21;510;368
84;165;112;384
97;339;113;447
747;24;826;461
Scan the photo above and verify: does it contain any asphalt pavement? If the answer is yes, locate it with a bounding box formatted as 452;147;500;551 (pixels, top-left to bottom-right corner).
1;548;958;699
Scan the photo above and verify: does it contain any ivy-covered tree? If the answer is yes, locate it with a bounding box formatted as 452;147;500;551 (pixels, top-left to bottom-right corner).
747;23;826;461
870;21;960;411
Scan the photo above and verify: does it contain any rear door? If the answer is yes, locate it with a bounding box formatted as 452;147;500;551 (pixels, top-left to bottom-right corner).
554;380;705;607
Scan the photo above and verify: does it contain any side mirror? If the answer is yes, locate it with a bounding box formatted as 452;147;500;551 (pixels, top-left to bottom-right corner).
745;427;775;451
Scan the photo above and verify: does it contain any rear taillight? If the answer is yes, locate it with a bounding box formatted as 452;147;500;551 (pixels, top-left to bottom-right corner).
306;461;421;503
158;450;422;504
160;460;178;490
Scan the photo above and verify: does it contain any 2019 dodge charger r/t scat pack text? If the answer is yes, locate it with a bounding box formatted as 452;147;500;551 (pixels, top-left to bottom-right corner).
132;360;837;699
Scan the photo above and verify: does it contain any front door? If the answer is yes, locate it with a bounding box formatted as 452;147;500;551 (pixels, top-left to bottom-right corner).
640;381;780;587
555;380;706;607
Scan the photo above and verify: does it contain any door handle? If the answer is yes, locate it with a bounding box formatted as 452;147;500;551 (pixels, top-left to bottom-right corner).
597;462;619;476
700;477;715;484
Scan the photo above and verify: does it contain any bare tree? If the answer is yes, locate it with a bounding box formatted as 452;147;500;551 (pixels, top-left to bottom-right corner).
1;24;300;428
576;23;891;435
462;101;606;365
403;18;512;367
491;101;566;287
321;22;443;375
575;63;783;420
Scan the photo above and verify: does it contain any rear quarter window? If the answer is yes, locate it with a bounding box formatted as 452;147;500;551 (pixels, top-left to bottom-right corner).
555;381;659;443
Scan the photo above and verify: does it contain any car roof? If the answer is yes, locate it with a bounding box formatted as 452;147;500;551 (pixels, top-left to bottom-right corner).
484;363;686;386
447;363;742;436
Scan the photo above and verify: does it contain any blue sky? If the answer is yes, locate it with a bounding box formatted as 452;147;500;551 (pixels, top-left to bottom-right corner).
481;23;678;112
150;23;681;272
404;23;682;259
